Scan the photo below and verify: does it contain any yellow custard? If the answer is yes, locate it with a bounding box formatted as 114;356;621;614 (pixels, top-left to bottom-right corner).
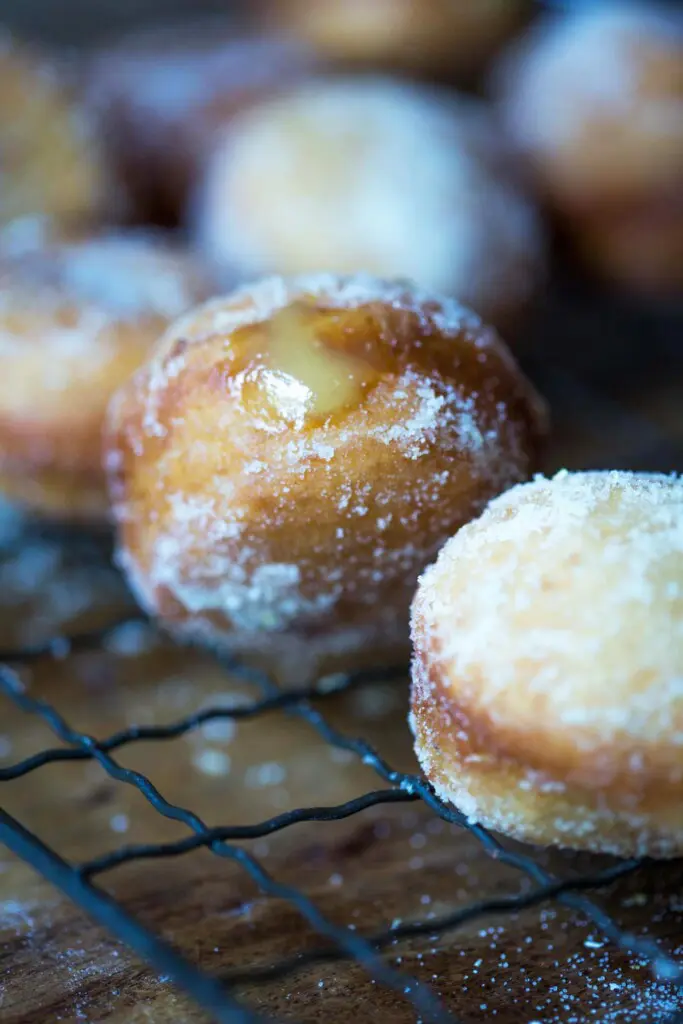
237;301;382;425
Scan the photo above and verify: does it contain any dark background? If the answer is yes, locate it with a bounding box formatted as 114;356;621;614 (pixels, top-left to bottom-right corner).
1;0;241;46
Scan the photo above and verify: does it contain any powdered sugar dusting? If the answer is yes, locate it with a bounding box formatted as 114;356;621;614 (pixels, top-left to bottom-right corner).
140;270;489;440
110;273;543;679
497;1;683;189
411;469;683;856
195;76;543;325
159;271;483;349
0;231;214;476
0;231;213;325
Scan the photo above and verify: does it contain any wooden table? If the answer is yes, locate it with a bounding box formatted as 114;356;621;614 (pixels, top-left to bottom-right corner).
0;279;682;1024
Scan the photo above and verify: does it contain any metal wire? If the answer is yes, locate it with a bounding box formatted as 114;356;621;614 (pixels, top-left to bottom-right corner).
0;806;263;1024
1;608;683;1024
1;282;682;1022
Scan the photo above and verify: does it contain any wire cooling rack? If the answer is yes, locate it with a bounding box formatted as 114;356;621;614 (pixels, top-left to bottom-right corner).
1;614;683;1024
1;274;683;1023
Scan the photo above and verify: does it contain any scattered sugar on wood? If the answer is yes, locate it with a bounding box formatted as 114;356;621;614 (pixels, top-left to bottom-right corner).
192;748;232;777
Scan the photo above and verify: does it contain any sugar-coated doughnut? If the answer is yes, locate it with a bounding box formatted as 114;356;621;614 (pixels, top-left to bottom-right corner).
105;274;547;681
262;0;530;82
0;34;112;226
496;2;683;210
411;470;683;858
195;77;544;333
494;3;683;296
0;227;215;522
88;25;319;226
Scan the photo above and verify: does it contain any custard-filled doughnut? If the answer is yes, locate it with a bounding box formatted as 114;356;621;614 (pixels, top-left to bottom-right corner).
0;34;112;226
0;229;215;522
88;25;319;226
195;77;544;333
262;0;531;82
494;3;683;295
411;470;683;858
105;274;546;680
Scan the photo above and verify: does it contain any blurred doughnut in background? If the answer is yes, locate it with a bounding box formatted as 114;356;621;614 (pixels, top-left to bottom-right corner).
494;1;683;297
0;223;216;522
259;0;532;84
87;21;321;227
193;75;545;333
0;32;116;227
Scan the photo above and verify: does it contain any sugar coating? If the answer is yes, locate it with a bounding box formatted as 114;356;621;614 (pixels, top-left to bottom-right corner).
151;269;484;354
0;231;215;508
0;231;213;425
497;2;683;192
0;230;210;324
411;469;683;857
108;273;544;679
140;271;495;442
195;76;544;326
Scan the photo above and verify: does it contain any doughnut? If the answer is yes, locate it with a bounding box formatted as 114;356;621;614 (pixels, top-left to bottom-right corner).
494;3;683;295
495;3;683;210
0;34;113;226
0;227;216;522
261;0;531;82
411;470;683;858
105;273;547;682
194;77;545;334
87;25;319;226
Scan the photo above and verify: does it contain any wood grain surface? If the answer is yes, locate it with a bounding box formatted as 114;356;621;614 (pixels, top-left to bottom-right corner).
1;0;681;1017
0;279;682;1024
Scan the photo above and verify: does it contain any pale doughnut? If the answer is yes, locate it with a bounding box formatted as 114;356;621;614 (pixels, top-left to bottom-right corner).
495;2;683;210
0;227;215;522
494;2;683;295
195;77;545;334
105;273;547;681
411;470;683;858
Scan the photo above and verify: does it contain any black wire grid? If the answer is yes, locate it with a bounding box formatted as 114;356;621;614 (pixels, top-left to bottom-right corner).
1;286;683;1022
1;620;682;1024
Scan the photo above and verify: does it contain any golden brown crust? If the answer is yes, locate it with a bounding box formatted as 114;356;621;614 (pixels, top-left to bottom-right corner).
106;273;546;678
410;470;683;858
0;230;215;522
411;661;683;860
